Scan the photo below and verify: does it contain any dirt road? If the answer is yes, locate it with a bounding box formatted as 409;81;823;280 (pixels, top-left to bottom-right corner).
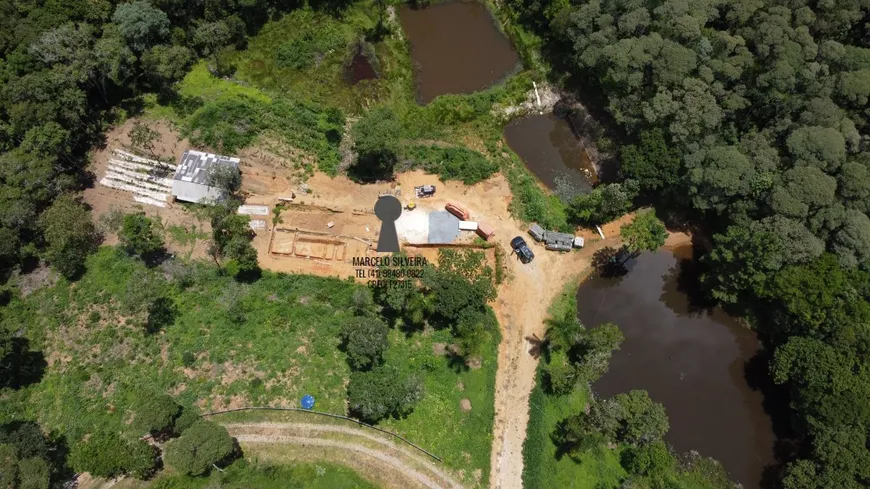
223;422;465;489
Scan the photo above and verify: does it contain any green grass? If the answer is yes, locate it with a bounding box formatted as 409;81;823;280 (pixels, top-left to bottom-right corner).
523;278;626;489
116;459;376;489
227;5;412;114
0;248;497;487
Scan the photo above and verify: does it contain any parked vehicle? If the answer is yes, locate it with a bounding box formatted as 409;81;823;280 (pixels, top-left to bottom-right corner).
510;236;535;264
415;185;436;198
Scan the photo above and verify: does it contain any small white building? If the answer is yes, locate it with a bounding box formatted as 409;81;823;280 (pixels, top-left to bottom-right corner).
171;150;240;203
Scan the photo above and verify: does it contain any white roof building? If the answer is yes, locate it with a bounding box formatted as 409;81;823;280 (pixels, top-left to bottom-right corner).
171;150;240;203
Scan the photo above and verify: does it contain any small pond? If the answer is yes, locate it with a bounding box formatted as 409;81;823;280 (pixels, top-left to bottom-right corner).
347;51;377;84
576;249;776;489
398;0;520;104
504;113;596;193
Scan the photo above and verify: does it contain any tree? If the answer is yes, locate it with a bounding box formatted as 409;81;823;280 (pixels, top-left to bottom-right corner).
702;221;784;304
163;421;235;476
39;194;99;278
133;394;181;436
0;444;18;489
350;107;402;182
340;316;390;370
193;21;231;73
569;181;638;225
613;390;670;446
141;44;193;89
93;27;136;103
18;457;49;489
620;210;668;255
69;431;156;479
128;120;160;160
573;322;624;382
347;365;424;423
620;440;675;478
112;1;170;53
119;213;164;258
619;128;683;195
205;163;242;198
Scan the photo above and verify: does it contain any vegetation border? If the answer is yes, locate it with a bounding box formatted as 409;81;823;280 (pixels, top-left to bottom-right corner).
201;406;444;463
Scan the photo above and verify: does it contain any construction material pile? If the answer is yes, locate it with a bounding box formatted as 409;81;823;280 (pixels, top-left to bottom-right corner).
99;149;174;208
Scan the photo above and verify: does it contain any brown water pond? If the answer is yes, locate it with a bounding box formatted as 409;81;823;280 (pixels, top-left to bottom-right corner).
504;113;597;193
347;51;377;84
576;249;776;489
398;0;520;104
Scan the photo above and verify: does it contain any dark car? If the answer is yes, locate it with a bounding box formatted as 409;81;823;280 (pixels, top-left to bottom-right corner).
510;236;535;264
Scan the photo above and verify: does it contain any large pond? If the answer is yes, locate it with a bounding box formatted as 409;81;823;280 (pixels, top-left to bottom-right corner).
576;249;776;489
504;113;597;193
398;0;520;104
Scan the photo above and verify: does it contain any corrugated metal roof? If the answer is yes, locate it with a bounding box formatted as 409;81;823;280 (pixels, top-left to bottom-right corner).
174;150;240;185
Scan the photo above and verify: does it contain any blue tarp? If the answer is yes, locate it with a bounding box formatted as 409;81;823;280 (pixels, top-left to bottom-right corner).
300;395;315;410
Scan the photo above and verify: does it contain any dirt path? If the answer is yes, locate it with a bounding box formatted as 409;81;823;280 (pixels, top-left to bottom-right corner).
224;422;465;489
488;232;620;489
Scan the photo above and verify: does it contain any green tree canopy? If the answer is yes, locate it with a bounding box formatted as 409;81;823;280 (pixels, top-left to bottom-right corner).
39;194;99;278
112;1;170;53
340;316;390;370
347;365;424;423
119;214;164;258
69;431;156;479
620;210;668;255
163;421;235;476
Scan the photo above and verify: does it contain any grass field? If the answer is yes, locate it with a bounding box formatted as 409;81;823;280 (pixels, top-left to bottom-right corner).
0;248;498;487
112;459;376;489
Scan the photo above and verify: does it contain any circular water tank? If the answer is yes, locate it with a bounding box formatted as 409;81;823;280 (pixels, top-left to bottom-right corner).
300;395;315;410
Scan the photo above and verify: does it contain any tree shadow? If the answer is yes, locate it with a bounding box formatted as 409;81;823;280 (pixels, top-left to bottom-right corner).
446;349;471;373
347;152;397;183
146;297;177;334
744;350;800;489
157;90;205;119
591;246;630;279
1;338;47;389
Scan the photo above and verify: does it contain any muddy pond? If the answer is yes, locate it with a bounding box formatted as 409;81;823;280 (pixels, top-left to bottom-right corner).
399;0;520;104
504;113;597;193
576;249;776;489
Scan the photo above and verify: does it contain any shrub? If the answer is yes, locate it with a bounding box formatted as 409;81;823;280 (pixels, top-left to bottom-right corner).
119;213;164;258
405;145;498;185
39;194;99;278
69;431;156;479
340;316;390;370
620;441;675;478
163;421;235;476
132;394;181;436
347;365;424;423
275;22;346;70
172;407;200;435
349;107;402;182
18;457;50;489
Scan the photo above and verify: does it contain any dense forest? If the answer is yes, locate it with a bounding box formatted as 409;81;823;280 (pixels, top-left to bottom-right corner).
507;0;870;488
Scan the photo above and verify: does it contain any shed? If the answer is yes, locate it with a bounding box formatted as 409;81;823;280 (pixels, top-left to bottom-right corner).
171;150;240;204
476;222;495;241
573;236;585;248
459;221;479;231
528;223;545;242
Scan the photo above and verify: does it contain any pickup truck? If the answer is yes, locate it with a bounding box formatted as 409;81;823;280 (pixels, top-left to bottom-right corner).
510;236;535;264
